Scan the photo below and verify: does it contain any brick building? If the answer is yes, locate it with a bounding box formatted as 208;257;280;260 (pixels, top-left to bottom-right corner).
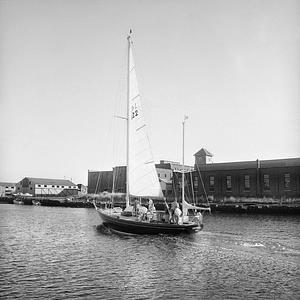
87;171;113;194
88;149;300;203
174;149;300;204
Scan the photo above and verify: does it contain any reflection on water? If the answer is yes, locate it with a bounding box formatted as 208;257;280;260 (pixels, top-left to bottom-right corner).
0;205;299;299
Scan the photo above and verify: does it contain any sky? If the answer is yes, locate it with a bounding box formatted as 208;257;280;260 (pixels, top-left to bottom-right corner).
0;0;299;185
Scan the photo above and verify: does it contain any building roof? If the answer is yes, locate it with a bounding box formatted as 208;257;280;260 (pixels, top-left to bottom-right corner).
159;160;180;164
0;182;16;187
196;158;300;171
260;158;300;168
155;162;194;171
194;148;213;157
155;163;172;170
22;177;76;186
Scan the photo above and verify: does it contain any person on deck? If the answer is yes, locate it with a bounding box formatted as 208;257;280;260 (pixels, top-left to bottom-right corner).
170;199;179;223
174;206;182;224
137;204;148;221
133;199;139;216
147;199;156;222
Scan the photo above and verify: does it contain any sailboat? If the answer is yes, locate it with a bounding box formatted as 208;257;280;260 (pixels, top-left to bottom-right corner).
94;31;210;234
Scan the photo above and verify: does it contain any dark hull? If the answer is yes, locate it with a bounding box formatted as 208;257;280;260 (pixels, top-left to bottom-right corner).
97;210;199;235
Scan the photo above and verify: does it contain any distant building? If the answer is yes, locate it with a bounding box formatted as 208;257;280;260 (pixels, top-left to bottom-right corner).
155;162;173;198
155;160;194;198
156;160;194;172
194;148;213;166
77;184;87;196
87;161;194;198
15;177;78;197
87;171;113;194
0;182;16;197
112;166;126;194
174;148;300;203
87;167;126;195
88;149;300;203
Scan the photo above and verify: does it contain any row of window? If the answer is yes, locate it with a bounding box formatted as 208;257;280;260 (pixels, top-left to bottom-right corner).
158;173;168;178
158;173;172;179
17;186;77;190
202;173;291;191
36;185;75;188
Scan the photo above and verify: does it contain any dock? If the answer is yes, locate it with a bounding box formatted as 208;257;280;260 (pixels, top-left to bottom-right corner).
1;196;300;214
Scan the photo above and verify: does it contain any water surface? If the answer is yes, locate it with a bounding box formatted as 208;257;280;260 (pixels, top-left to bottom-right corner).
0;204;299;299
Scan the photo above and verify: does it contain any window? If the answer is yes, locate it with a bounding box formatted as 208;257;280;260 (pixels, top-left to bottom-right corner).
44;185;47;187
38;185;41;187
263;174;270;190
284;173;290;190
194;176;199;187
226;176;232;191
208;176;215;192
57;185;59;188
52;185;55;188
165;174;167;178
69;186;71;188
244;175;250;191
30;187;33;190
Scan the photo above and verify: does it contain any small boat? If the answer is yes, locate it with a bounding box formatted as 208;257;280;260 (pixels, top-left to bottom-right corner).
32;199;41;206
94;31;210;235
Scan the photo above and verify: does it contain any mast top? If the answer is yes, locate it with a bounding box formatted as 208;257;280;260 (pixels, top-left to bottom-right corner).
127;29;132;40
183;115;188;124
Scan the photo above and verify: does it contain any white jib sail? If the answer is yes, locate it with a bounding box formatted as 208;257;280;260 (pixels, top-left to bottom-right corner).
182;198;211;217
127;40;163;199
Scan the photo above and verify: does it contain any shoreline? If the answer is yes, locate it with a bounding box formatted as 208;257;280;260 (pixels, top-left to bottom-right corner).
1;196;300;214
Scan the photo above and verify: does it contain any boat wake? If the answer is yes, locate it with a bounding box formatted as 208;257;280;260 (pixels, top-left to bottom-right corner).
241;242;266;248
239;240;300;257
95;224;140;238
95;224;112;235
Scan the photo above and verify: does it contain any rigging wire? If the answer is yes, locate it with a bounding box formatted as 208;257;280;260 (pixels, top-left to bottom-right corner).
190;171;195;205
195;162;210;206
94;172;100;194
93;42;128;198
111;42;128;204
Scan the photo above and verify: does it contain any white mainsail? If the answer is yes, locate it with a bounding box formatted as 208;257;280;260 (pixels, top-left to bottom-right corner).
127;36;163;199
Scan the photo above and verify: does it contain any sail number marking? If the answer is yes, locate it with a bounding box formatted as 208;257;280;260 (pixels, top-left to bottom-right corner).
131;103;139;119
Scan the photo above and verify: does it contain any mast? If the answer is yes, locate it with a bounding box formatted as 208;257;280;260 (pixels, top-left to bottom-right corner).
126;31;131;208
182;116;188;204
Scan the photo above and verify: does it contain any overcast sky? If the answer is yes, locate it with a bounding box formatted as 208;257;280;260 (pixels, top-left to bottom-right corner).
0;0;299;185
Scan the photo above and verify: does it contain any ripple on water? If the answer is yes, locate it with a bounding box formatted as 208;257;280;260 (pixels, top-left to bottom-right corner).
0;205;299;299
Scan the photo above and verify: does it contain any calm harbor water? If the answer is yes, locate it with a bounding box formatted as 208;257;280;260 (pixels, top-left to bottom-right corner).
0;204;299;299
